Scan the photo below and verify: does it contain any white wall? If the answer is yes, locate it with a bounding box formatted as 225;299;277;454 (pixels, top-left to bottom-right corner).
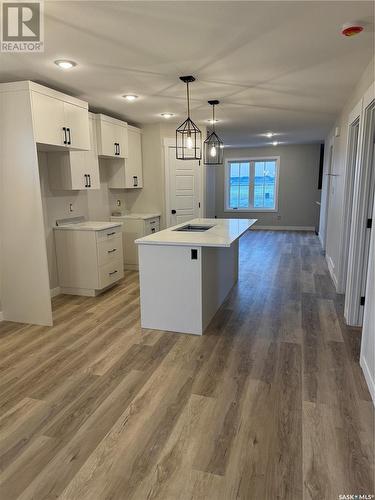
321;57;375;289
319;56;375;403
214;143;321;228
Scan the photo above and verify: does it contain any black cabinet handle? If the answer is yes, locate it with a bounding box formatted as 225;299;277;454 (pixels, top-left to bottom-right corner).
109;270;118;276
88;174;91;188
133;176;138;187
117;143;121;156
171;209;176;214
114;142;119;155
107;248;117;253
63;127;67;144
67;128;71;145
84;174;88;188
107;232;116;236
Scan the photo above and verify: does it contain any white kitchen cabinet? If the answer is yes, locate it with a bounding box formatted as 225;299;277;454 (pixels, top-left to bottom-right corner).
63;101;90;150
31;85;90;151
110;214;160;270
54;221;124;296
107;125;143;189
47;114;100;190
95;114;128;158
32;91;65;147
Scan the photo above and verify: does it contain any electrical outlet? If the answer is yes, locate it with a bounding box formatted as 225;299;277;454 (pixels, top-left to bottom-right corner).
69;203;74;213
116;200;121;207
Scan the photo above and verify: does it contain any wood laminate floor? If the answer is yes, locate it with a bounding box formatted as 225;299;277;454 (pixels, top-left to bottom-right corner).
0;230;373;500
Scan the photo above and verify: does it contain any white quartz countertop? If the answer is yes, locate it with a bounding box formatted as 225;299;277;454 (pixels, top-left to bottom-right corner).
111;213;161;220
135;218;257;248
54;221;122;231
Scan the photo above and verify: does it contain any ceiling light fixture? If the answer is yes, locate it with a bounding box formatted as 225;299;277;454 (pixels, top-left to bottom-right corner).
265;132;274;138
54;60;77;70
207;119;219;124
161;113;175;119
204;100;224;165
272;141;279;146
122;94;138;101
176;76;201;160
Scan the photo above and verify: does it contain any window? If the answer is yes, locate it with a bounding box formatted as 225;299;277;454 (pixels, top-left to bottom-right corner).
225;157;279;211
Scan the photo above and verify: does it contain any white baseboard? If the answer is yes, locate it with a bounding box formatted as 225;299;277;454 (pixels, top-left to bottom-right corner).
50;287;61;298
326;255;338;289
0;311;3;322
360;355;375;407
253;225;315;231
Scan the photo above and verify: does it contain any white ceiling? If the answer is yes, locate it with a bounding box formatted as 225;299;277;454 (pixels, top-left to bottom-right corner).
0;1;373;147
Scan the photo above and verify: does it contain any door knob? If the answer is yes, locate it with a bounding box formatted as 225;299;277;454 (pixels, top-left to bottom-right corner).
171;209;176;214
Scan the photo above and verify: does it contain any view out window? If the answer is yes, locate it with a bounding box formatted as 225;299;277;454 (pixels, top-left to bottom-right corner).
226;158;279;211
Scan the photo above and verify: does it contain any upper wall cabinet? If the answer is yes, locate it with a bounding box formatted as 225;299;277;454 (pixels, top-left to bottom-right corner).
95;114;128;159
31;83;90;151
107;125;143;189
125;126;143;188
47;114;100;191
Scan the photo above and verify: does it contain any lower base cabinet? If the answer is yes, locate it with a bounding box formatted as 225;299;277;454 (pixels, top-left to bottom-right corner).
110;214;160;270
54;224;124;296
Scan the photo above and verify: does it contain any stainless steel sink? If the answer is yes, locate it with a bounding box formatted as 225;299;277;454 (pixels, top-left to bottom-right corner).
174;224;214;232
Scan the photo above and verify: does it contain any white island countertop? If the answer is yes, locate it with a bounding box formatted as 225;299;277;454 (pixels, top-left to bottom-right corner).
135;218;257;248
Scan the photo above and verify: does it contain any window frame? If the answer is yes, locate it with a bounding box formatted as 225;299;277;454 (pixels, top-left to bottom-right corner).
224;156;280;213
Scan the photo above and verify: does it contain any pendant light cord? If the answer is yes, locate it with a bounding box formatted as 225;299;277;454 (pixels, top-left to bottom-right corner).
186;82;190;119
212;104;215;132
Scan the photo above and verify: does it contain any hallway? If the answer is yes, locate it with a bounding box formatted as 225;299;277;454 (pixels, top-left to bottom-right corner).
0;230;373;499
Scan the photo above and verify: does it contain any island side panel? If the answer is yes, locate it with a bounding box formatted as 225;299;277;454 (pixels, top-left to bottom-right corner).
138;244;203;335
201;240;239;331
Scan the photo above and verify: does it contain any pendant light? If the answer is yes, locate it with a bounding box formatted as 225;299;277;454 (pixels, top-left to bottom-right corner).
176;76;202;160
204;100;224;165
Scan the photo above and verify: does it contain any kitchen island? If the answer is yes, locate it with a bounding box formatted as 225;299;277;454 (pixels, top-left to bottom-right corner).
136;218;257;335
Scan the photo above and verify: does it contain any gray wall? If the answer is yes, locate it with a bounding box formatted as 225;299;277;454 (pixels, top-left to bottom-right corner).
215;143;321;228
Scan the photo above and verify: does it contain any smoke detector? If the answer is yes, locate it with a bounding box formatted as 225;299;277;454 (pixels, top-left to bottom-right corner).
341;23;364;37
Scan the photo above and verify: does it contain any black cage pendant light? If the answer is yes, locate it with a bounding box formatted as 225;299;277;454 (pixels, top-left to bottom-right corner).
176;76;202;160
204;100;224;165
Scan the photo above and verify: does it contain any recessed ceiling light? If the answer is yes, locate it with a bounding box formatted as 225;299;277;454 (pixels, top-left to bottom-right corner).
265;132;274;138
207;119;219;124
272;141;278;146
54;60;77;70
122;94;138;101
161;113;175;119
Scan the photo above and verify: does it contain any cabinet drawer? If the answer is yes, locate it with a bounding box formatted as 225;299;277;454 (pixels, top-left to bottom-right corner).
99;259;124;289
96;226;122;242
144;218;160;235
97;235;123;266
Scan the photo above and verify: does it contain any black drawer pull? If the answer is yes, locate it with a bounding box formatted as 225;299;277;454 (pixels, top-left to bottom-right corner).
108;248;117;253
106;232;116;236
63;127;67;144
109;270;118;276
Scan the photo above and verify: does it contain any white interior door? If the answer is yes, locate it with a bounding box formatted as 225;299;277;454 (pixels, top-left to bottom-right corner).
167;147;202;227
